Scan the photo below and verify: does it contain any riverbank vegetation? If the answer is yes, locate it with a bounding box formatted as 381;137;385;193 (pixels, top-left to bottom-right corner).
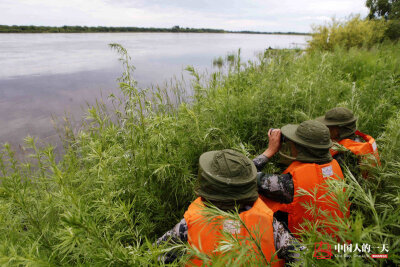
1;16;400;266
308;0;400;51
0;24;308;35
308;15;388;51
308;15;399;51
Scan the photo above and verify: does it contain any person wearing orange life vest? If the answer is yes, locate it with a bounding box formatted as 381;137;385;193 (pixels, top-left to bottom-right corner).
156;149;304;266
315;107;381;175
253;120;349;235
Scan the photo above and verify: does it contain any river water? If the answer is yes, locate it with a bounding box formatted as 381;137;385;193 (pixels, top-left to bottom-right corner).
0;32;309;150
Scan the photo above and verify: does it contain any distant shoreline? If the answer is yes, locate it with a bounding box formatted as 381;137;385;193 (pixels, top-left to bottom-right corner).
0;25;310;35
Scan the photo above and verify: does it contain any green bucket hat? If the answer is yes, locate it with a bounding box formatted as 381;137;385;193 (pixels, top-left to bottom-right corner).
315;107;357;126
281;120;332;149
196;149;258;205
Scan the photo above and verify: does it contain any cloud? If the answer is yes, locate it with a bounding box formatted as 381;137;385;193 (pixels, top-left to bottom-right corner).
0;0;369;32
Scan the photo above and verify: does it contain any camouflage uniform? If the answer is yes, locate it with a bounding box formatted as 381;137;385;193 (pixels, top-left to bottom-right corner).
253;154;294;204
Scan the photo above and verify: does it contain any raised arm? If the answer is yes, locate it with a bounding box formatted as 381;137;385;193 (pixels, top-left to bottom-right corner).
253;128;281;171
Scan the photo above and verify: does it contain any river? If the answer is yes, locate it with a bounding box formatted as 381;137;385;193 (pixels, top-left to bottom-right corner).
0;32;309;151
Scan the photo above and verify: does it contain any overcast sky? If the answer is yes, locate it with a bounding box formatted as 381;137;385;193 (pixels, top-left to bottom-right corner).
1;0;369;33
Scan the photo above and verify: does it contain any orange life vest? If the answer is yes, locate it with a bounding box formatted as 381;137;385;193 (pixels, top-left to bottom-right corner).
330;130;381;165
262;160;347;236
184;197;284;267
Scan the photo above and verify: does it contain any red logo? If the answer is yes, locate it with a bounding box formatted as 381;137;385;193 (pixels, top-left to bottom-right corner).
371;254;388;259
313;242;333;259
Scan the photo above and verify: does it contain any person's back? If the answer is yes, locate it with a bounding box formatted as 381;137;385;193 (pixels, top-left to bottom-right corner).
184;197;277;266
275;160;345;235
315;107;380;176
156;149;303;266
253;120;348;236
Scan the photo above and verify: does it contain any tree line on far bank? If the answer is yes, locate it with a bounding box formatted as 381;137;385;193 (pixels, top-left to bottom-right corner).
0;25;307;35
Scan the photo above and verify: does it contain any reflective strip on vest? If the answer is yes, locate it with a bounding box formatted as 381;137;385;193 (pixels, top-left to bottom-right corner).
184;197;284;267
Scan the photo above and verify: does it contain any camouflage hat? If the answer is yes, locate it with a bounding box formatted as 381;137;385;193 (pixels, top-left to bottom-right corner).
196;149;258;203
315;107;357;126
281;120;332;149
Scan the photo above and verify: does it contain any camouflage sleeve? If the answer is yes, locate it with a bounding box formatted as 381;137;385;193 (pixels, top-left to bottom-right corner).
156;218;188;245
156;218;188;264
252;154;269;171
257;172;294;204
273;218;306;263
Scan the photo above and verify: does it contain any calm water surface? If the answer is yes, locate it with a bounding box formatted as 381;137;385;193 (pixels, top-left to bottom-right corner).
0;32;309;149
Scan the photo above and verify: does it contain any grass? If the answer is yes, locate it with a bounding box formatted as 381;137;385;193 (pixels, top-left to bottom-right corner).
0;40;399;266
